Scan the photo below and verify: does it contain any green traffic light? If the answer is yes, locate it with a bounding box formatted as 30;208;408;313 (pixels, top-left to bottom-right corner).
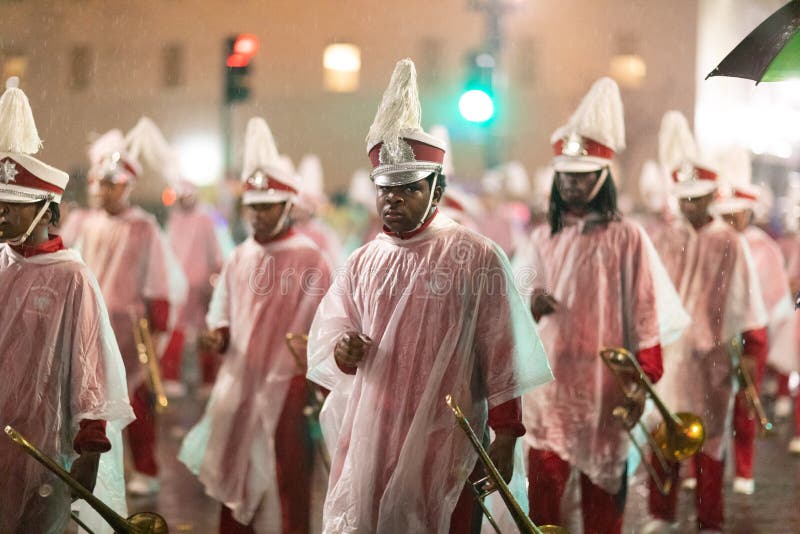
458;89;495;123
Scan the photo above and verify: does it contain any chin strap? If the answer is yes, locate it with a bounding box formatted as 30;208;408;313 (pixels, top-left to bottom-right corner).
408;176;439;232
586;166;610;203
3;198;52;246
266;200;293;239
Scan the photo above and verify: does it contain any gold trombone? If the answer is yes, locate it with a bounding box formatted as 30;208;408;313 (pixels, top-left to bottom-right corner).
445;395;567;534
4;425;169;534
600;348;705;495
130;310;168;413
285;332;330;472
729;337;774;437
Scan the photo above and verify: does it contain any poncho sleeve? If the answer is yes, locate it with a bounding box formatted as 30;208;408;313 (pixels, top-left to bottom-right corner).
475;245;553;409
307;257;362;392
510;228;548;307
206;256;232;330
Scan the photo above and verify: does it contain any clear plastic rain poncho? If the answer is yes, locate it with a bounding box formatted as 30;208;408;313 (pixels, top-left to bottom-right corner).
179;232;330;530
778;233;800;373
77;206;187;390
744;226;796;374
307;214;553;533
167;205;225;335
513;217;689;494
649;218;767;459
0;245;134;534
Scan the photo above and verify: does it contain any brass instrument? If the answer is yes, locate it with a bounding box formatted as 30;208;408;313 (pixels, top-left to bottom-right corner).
4;425;169;534
600;348;706;495
130;310;168;412
445;395;567;534
730;337;774;437
285;332;330;472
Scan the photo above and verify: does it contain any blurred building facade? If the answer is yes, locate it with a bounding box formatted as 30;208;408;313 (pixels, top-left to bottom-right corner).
0;0;698;204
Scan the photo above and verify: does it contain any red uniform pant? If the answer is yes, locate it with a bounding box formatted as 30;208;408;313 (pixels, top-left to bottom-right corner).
733;357;766;479
127;383;158;476
219;376;313;534
527;448;627;534
776;372;800;436
162;328;220;383
648;452;724;531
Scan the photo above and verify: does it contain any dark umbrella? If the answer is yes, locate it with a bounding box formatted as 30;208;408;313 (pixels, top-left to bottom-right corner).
707;0;800;83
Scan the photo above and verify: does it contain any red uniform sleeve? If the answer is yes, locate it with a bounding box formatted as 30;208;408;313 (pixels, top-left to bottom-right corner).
488;397;525;437
742;327;769;371
636;345;663;384
73;419;111;454
147;299;170;333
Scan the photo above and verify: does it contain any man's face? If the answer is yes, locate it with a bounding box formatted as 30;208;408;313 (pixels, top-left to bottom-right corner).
0;201;40;242
555;170;600;209
376;177;441;234
96;180;129;212
246;202;287;238
178;195;196;211
678;192;715;225
721;209;752;233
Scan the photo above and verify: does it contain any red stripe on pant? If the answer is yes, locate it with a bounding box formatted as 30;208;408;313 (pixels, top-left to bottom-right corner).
527;448;626;534
161;329;185;381
127;383;158;476
648;451;724;530
219;375;313;534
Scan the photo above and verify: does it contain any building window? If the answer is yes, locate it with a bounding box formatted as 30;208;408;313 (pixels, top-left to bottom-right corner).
163;43;185;88
323;43;360;93
69;45;91;91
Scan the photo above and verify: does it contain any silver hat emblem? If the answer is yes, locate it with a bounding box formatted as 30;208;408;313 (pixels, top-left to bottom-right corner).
0;160;18;184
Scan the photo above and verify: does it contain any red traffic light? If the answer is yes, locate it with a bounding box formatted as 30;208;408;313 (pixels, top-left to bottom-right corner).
226;53;250;68
233;33;259;57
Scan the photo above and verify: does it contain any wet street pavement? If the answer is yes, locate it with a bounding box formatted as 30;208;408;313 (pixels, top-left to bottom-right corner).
124;392;800;533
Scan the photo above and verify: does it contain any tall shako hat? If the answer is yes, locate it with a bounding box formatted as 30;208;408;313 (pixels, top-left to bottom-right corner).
241;117;299;206
659;110;718;199
366;58;446;188
88;128;142;185
710;147;760;215
550;77;625;202
0;77;69;205
0;77;69;245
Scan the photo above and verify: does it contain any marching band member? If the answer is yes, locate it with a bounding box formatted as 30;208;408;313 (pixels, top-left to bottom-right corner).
180;116;331;533
306;58;553;533
515;78;684;534
0;78;133;533
644;112;767;533
77;118;187;496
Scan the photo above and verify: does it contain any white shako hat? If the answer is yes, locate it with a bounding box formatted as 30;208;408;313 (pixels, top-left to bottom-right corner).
710;146;760;215
550;77;625;175
88;128;142;185
0;77;69;204
659;110;718;199
366;58;446;187
240;117;299;205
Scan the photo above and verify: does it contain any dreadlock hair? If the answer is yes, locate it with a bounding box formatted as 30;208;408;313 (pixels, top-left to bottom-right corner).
37;199;61;227
548;169;620;235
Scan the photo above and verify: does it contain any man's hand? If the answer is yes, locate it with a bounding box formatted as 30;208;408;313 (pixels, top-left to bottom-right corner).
616;387;647;431
531;292;559;322
198;329;225;353
69;452;101;499
482;433;516;492
334;331;372;368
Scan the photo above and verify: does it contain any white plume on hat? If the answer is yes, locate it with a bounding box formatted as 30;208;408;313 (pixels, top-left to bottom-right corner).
242;117;280;180
366;58;423;160
429;124;455;176
125;117;180;184
348;168;375;210
658;111;697;175
0;77;41;154
550;77;626;152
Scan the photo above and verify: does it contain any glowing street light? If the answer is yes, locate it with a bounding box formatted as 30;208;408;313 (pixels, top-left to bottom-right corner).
459;89;495;123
